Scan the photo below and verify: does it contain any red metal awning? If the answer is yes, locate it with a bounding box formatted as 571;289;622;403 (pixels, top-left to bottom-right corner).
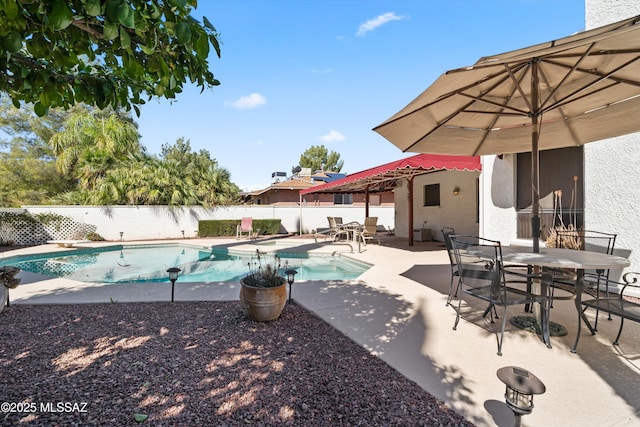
299;154;481;195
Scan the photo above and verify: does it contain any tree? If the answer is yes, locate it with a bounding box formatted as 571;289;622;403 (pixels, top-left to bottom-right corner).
296;145;344;174
0;0;221;116
49;107;142;188
59;138;241;206
0;96;75;206
160;138;240;205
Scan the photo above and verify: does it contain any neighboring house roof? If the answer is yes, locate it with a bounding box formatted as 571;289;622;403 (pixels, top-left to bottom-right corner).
300;154;481;195
246;177;321;197
311;171;346;183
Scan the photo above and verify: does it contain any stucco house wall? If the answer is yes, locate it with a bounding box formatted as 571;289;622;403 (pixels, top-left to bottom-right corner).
583;0;640;272
479;154;518;245
394;169;480;241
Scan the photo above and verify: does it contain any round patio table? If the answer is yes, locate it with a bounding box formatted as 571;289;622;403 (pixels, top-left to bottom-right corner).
497;246;630;352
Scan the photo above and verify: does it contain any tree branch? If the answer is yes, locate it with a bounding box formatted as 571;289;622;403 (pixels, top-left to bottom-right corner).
71;19;104;40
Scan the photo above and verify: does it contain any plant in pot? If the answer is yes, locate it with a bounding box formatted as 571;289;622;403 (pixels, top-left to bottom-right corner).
0;266;21;313
239;249;288;321
546;176;583;249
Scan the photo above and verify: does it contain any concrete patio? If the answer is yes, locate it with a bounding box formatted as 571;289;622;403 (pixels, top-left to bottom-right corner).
2;235;640;426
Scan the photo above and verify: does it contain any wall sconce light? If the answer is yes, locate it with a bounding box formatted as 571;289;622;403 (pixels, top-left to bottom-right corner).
166;267;182;302
453;186;460;196
497;366;546;427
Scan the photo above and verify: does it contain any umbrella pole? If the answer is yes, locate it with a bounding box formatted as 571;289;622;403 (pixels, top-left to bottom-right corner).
531;135;540;253
531;61;541;254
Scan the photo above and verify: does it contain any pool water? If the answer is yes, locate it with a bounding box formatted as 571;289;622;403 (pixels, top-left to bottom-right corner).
2;244;369;284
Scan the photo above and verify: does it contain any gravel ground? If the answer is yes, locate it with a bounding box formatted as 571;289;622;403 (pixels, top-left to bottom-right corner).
0;301;473;426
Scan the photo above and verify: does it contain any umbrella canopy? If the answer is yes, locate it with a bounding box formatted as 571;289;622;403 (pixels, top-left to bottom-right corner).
373;14;640;252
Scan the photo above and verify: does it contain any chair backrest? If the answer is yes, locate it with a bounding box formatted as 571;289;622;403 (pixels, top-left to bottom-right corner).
363;217;378;233
334;217;343;226
450;235;503;289
441;227;456;266
582;230;616;255
240;217;253;231
556;229;616;276
327;217;337;229
555;229;616;255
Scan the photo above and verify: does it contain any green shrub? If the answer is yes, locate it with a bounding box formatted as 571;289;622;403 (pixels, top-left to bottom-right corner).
198;219;283;237
86;232;105;241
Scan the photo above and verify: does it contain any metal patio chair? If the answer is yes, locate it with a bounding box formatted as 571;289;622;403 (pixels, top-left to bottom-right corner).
450;235;551;356
552;229;618;330
441;226;458;306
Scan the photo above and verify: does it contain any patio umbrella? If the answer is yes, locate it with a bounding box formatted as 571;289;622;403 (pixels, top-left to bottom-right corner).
373;14;640;252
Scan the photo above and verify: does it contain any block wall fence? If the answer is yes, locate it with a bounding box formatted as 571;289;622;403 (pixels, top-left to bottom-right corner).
0;205;394;245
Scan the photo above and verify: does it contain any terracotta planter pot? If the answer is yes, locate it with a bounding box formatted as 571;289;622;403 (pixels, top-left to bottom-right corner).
239;278;287;321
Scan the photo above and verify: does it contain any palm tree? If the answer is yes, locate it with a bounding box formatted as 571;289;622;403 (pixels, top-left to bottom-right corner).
49;108;142;186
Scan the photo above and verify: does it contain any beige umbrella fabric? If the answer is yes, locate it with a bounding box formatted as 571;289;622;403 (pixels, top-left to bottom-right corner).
373;14;640;251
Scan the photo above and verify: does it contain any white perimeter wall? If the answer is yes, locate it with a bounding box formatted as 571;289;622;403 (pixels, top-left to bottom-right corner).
23;205;394;241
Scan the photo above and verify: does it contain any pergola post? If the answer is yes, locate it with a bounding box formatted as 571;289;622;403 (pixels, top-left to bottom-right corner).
365;186;370;218
408;177;414;246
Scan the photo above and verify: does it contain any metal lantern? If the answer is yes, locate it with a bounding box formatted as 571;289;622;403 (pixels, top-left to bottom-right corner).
497;366;545;426
285;268;298;303
166;267;182;302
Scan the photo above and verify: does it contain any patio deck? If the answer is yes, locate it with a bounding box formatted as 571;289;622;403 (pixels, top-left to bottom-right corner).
3;235;640;426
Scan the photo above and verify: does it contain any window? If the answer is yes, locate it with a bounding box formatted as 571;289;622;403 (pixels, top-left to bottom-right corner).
516;146;584;237
333;194;353;205
516;146;583;211
424;184;440;206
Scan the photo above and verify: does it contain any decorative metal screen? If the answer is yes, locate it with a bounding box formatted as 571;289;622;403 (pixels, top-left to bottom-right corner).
0;211;96;246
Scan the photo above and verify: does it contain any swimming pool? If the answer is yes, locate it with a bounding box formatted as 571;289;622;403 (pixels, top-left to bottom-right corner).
1;244;370;284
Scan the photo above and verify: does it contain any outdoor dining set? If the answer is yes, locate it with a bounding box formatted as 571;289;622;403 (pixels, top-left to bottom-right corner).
322;216;381;247
441;227;639;356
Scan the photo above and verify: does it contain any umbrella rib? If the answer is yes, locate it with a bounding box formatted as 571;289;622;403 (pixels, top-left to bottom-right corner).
406;66;528;154
545;54;640;89
537;67;582;146
378;64;521;132
504;62;535;114
540;54;640;115
458;94;530;117
545;80;619;114
538;42;595;110
402;105;474;152
456;62;531;116
464;79;523;155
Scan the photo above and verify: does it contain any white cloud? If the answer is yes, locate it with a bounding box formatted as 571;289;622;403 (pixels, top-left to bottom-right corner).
318;130;346;143
229;93;267;110
311;68;333;74
356;12;405;37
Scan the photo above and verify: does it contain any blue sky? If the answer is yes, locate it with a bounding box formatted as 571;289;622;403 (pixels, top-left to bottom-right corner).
136;0;586;191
